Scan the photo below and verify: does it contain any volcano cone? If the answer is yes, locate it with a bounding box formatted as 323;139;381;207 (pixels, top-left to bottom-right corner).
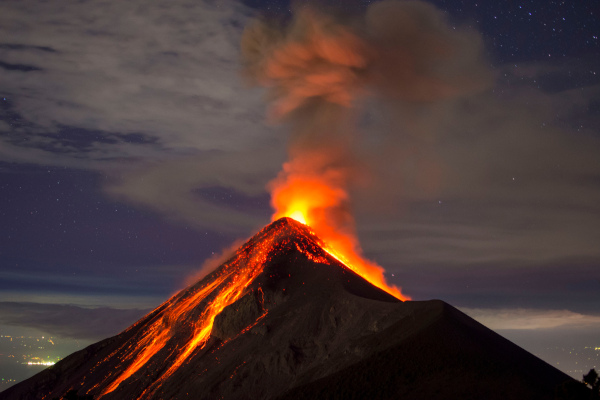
0;218;581;400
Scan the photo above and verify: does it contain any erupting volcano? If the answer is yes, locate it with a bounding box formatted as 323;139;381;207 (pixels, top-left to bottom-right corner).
0;218;579;400
0;3;585;399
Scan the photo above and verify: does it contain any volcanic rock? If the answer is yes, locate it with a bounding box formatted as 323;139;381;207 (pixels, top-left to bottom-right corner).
212;290;264;341
0;218;584;400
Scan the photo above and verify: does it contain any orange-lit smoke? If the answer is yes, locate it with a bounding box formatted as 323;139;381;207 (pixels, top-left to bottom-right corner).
241;7;368;121
242;1;491;301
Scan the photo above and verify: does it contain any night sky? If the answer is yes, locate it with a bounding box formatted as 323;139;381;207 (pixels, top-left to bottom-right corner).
1;0;599;379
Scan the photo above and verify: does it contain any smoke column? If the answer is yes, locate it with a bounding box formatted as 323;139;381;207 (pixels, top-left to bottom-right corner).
241;0;491;299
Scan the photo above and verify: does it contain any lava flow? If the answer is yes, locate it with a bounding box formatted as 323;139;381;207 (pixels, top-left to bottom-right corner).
95;227;275;398
92;218;335;399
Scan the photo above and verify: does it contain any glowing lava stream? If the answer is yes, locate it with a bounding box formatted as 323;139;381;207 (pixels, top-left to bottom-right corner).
97;229;277;399
137;277;258;399
98;275;228;397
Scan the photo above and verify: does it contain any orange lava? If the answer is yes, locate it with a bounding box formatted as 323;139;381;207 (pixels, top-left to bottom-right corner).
98;276;227;397
94;219;336;399
271;162;410;301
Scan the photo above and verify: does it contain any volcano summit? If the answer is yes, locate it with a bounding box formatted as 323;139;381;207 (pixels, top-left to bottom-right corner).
0;218;580;399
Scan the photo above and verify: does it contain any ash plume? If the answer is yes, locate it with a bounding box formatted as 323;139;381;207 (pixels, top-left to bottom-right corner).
242;1;490;117
241;0;491;290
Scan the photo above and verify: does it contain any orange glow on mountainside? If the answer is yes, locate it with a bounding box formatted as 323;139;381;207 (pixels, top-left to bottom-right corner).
98;276;228;397
271;164;410;301
92;219;334;399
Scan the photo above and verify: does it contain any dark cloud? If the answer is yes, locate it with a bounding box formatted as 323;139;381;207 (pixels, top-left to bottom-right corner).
0;0;287;232
0;302;149;340
356;86;600;276
0;0;265;158
0;60;42;72
0;43;57;53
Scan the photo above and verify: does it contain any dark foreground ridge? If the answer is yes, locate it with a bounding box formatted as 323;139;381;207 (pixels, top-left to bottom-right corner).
0;218;586;399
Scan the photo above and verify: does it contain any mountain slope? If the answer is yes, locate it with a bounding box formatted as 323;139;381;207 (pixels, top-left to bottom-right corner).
0;218;579;400
277;301;574;400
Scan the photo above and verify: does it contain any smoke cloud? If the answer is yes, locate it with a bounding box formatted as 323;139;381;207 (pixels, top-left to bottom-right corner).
242;1;491;117
242;0;491;206
241;1;492;292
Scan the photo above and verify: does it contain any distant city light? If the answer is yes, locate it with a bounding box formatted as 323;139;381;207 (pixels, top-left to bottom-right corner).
25;361;55;366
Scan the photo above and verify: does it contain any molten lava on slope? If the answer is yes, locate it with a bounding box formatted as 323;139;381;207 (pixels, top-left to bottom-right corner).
95;218;340;399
